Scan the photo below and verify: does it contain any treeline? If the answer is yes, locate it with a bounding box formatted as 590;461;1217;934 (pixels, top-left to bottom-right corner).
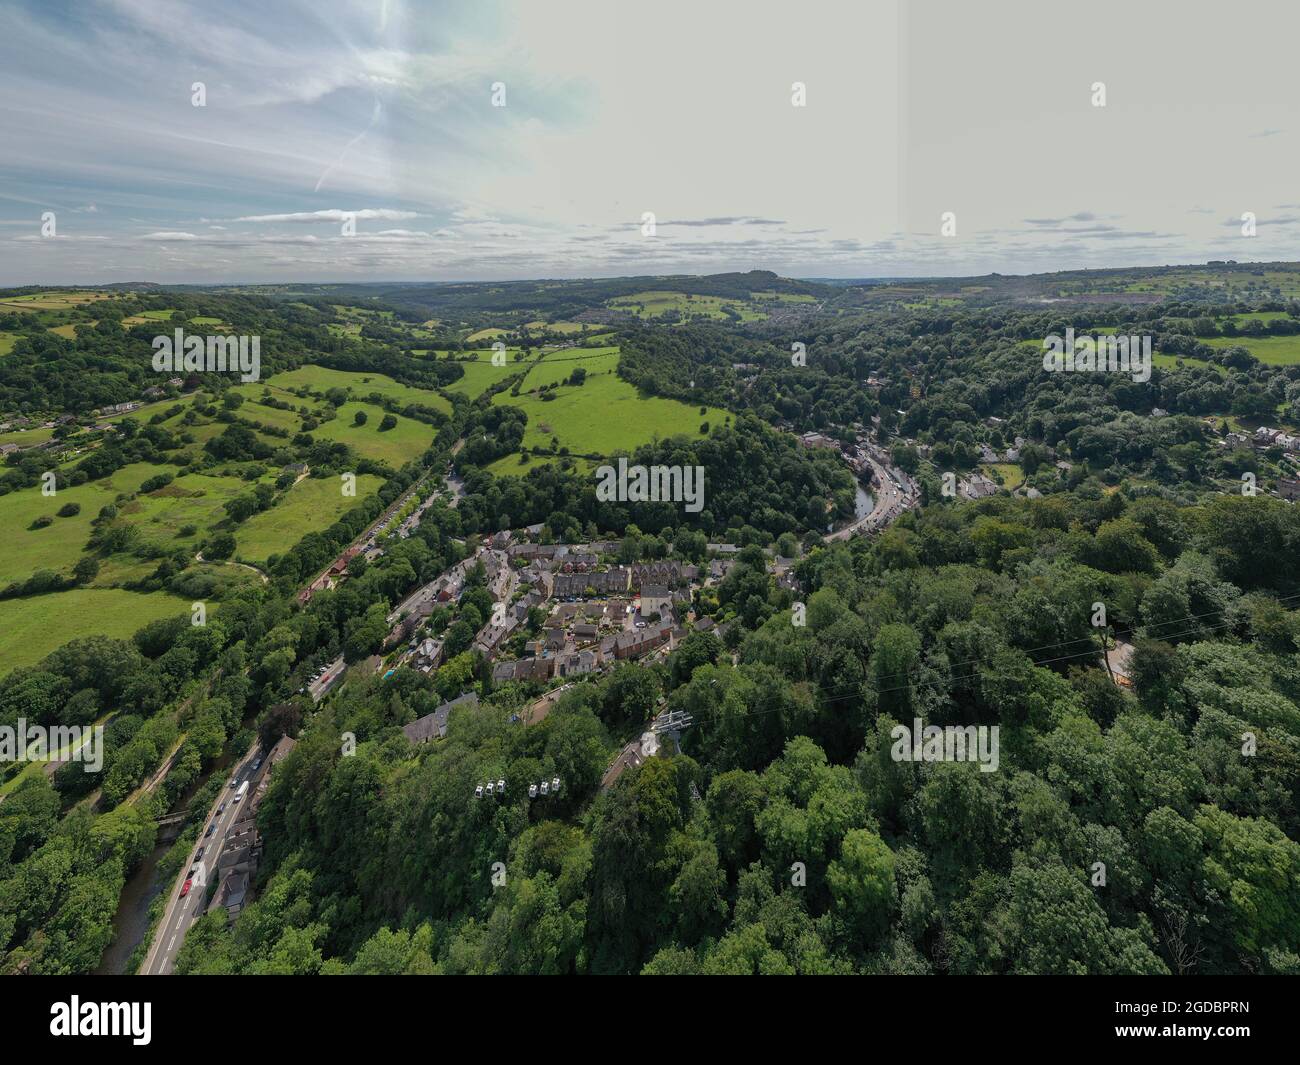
455;414;856;542
0;293;335;415
279;270;824;323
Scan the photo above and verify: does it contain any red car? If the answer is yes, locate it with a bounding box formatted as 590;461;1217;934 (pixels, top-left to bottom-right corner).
180;877;193;898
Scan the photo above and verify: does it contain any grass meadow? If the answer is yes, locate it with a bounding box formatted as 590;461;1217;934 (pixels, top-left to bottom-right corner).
0;587;192;675
234;472;383;562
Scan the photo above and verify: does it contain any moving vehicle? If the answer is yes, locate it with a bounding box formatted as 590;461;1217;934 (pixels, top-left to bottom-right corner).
234;780;249;803
195;846;205;860
204;822;216;838
180;877;193;898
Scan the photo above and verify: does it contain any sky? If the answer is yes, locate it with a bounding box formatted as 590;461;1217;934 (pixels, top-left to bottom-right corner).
3;0;1300;285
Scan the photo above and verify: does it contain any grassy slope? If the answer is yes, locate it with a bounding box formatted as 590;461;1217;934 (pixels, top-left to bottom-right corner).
312;402;434;466
235;472;383;562
265;365;452;413
0;587;191;675
0;462;161;584
1202;334;1300;365
494;369;728;457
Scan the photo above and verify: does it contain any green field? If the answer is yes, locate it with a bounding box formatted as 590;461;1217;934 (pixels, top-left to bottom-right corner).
109;392;304;457
236;398;310;433
483;451;596;478
1112;268;1300;299
430;349;529;398
235;472;383;562
90;555;167;587
484;451;559;477
106;397;186;425
331;304;395;321
265;364;451;413
466;327;508;342
493;369;728;458
1153;352;1226;375
507;345;621;391
0;426;53;448
120;311;179;327
0;587;192;675
1202;334;1300;365
1228;311;1292;325
227;383;319;431
608;290;764;322
313;402;434;466
0;291;114;312
116;470;258;548
985;463;1025;491
0;332;19;355
0;462;162;585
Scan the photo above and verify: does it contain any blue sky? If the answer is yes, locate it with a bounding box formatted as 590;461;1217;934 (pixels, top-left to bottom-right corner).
3;0;1300;284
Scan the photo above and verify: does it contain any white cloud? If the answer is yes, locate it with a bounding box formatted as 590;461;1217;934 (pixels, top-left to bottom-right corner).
4;0;1300;282
234;209;420;224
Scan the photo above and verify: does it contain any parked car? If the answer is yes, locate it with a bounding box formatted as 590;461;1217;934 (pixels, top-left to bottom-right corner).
195;846;205;860
217;802;226;814
180;877;193;897
204;822;216;838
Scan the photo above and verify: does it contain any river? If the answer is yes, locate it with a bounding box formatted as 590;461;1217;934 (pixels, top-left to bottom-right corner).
854;481;874;520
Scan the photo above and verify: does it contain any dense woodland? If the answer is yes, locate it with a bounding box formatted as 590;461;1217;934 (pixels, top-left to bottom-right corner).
170;489;1300;975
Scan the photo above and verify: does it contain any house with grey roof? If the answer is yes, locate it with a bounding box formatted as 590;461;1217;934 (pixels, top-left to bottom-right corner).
402;692;479;744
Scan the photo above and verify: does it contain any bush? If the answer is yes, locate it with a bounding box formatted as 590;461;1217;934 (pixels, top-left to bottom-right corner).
57;501;81;517
140;473;174;493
